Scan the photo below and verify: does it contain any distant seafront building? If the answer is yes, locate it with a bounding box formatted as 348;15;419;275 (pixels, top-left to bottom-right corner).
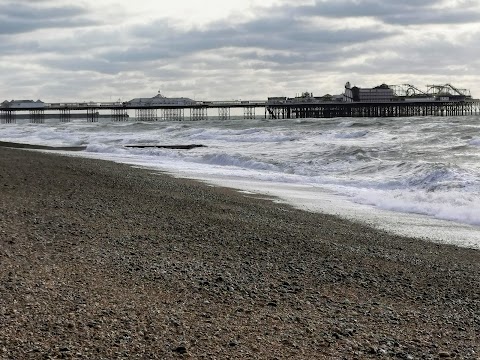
125;92;197;107
343;82;394;102
1;99;45;108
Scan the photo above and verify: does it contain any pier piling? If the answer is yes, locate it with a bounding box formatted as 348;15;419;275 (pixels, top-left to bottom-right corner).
112;108;128;121
87;108;99;123
29;110;45;124
0;110;16;124
135;109;157;121
190;107;208;121
60;108;71;123
244;106;255;119
161;109;184;121
218;107;231;120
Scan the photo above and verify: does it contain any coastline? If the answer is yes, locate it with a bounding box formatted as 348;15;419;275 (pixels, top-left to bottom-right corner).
164;173;480;249
1;147;479;358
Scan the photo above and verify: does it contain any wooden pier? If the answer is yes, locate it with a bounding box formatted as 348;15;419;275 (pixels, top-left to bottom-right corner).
1;98;479;124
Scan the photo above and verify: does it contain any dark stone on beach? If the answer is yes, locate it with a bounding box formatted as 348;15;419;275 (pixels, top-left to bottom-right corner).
173;346;187;354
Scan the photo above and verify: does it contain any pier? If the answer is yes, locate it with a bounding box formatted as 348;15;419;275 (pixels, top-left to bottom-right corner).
0;100;269;124
1;99;479;124
266;99;480;119
1;83;479;124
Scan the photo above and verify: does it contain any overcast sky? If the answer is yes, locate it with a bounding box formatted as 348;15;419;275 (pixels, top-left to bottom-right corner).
1;0;479;102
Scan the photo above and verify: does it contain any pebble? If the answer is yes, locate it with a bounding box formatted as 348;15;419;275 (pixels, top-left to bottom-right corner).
173;346;187;354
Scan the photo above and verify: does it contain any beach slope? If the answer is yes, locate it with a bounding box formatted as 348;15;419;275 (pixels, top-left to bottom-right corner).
0;148;478;358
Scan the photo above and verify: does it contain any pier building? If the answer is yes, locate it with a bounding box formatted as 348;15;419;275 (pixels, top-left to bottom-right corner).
344;83;395;102
124;92;197;121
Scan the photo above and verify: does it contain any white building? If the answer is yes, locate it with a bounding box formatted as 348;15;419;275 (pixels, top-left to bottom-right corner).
1;100;45;108
126;93;197;106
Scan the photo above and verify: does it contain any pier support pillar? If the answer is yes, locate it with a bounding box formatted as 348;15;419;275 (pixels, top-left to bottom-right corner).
0;110;16;124
29;109;45;124
218;107;231;120
87;108;99;122
112;108;128;121
267;107;283;119
135;109;157;121
161;108;184;121
190;107;208;121
244;106;255;119
266;107;275;119
60;108;71;123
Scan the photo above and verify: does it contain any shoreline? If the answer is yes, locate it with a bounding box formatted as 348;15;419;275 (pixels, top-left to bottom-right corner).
68;147;480;250
1;147;479;358
163;172;480;249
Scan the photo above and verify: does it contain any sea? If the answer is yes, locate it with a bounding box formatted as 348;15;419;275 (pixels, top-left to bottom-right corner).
2;115;480;249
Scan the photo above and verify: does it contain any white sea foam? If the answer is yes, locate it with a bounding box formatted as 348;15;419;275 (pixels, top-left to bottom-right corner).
197;153;281;171
345;187;480;226
334;130;369;139
186;127;299;143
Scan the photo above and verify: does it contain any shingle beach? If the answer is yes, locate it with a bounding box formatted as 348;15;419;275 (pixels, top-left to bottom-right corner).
1;147;479;359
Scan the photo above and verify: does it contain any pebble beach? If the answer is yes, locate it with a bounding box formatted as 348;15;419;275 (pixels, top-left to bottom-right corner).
1;147;479;359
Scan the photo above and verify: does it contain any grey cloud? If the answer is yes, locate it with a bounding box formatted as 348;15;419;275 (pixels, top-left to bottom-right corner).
0;39;40;54
383;10;480;25
0;18;96;34
336;32;480;77
0;2;97;34
7;0;473;78
41;57;125;75
293;0;435;18
0;2;86;19
111;17;396;65
103;47;173;64
238;17;395;47
291;0;480;25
